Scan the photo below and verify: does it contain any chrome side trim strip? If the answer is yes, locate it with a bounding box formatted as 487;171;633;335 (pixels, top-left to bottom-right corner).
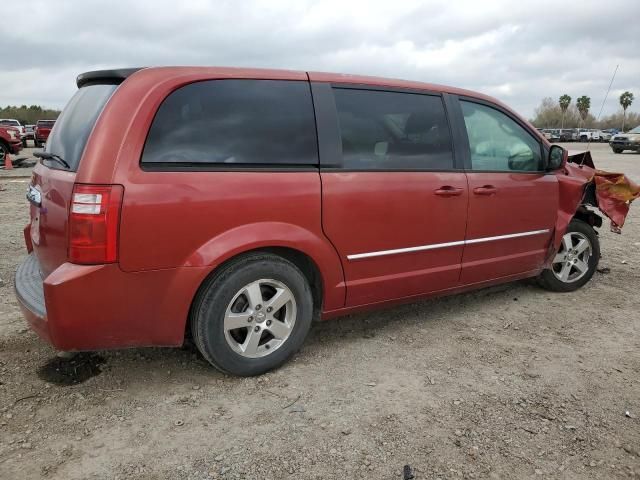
463;229;550;245
347;240;466;260
346;229;550;261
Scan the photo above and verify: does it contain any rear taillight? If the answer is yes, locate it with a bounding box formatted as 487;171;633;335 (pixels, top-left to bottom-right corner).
68;184;123;264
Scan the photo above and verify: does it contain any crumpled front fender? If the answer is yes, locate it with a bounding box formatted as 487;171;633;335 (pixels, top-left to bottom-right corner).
551;150;639;256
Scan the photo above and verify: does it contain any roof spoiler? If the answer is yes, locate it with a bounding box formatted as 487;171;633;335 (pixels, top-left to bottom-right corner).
76;68;144;88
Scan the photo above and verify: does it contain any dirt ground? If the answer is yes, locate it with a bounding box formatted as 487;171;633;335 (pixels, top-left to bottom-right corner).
0;143;639;479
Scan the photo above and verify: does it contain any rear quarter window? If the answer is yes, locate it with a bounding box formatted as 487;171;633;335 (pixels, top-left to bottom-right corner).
141;79;318;167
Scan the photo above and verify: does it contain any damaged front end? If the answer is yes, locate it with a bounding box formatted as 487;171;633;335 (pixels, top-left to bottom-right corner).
549;149;640;265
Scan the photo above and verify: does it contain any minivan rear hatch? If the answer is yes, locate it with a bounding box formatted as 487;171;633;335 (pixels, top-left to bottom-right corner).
28;80;120;279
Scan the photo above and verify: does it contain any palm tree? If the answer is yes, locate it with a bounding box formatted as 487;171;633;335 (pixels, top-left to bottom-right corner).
559;94;571;129
576;96;591;128
620;91;634;132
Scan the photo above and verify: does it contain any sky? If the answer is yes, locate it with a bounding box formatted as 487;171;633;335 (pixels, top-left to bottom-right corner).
2;0;639;119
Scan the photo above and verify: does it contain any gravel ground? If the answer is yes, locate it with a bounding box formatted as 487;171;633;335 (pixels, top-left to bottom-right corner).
0;143;639;479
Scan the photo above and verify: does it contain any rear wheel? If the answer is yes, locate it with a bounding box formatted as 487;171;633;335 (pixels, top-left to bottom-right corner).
537;219;599;292
191;253;313;376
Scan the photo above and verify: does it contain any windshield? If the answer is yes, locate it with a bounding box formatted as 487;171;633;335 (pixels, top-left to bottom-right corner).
46;84;117;171
628;125;640;134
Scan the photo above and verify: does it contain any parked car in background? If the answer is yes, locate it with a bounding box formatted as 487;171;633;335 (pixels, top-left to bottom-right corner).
556;129;578;142
578;129;603;142
0;119;25;142
609;125;640;154
544;129;560;142
16;66;605;376
24;125;35;146
537;128;552;140
598;130;611;142
0;125;24;164
34;120;56;147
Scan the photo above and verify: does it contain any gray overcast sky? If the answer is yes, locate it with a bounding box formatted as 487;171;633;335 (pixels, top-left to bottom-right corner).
2;0;639;118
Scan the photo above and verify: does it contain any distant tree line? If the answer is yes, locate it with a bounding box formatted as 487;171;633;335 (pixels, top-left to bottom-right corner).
0;105;61;125
531;91;636;131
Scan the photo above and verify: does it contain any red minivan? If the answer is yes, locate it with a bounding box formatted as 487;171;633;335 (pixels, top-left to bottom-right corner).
16;67;602;376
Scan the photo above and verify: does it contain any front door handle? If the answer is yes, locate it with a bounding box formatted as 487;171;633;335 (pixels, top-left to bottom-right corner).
434;186;464;197
473;185;498;196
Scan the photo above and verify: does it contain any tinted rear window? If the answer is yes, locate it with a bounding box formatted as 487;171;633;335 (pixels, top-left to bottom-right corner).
46;84;117;171
141;79;318;167
333;88;453;170
37;121;55;127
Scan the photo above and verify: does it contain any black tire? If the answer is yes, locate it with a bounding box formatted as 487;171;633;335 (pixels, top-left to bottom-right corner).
613;148;623;154
537;219;600;292
0;142;9;166
190;252;313;376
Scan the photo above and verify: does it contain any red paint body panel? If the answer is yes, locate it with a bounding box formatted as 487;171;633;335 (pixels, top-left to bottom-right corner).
43;263;207;350
28;164;76;278
323;269;541;319
553;162;592;251
461;173;558;283
117;170;345;310
321;172;468;305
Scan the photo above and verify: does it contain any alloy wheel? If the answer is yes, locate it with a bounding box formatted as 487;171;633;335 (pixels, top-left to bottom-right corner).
223;279;297;358
551;231;592;283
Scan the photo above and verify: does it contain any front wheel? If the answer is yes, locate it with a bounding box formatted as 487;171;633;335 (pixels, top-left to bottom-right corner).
190;253;313;376
613;148;623;154
537;219;600;292
0;142;8;166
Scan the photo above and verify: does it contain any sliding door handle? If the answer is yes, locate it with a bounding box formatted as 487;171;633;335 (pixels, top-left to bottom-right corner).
473;185;498;195
434;186;464;197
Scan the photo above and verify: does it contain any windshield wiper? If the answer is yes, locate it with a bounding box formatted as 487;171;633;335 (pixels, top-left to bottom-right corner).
33;151;71;169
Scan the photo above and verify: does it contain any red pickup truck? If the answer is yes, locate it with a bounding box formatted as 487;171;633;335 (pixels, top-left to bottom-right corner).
0;125;23;164
34;120;56;147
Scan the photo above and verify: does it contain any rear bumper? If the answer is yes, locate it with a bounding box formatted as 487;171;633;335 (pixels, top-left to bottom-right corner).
15;253;209;351
15;254;51;343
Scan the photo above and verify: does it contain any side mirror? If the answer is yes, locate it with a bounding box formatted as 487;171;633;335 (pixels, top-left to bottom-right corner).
547;145;566;171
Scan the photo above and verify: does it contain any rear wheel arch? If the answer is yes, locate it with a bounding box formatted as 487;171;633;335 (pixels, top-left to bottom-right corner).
185;223;345;311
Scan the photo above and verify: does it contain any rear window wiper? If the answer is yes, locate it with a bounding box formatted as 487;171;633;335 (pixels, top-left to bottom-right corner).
34;151;71;169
